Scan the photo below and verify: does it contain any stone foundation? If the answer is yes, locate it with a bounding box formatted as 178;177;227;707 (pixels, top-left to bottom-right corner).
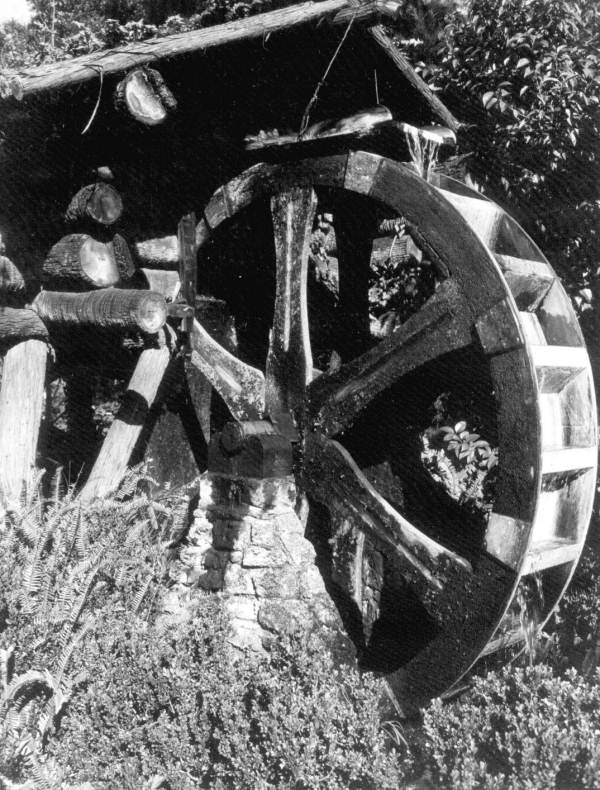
169;472;342;652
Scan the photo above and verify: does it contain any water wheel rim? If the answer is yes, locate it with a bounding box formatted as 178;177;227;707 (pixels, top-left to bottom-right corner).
195;151;597;708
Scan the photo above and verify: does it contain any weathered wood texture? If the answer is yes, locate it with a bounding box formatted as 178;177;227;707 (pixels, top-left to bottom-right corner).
80;334;173;501
307;278;472;436
34;289;167;333
367;24;461;132
0;307;48;344
189;318;265;421
65;183;123;227
4;0;351;97
115;68;178;125
134;236;179;269
0;339;47;503
0;256;25;298
42;233;135;290
266;187;317;414
178;213;197;310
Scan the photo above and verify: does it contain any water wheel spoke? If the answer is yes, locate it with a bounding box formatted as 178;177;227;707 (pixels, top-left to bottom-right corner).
306;278;472;435
266;186;318;414
304;432;471;593
189;317;265;420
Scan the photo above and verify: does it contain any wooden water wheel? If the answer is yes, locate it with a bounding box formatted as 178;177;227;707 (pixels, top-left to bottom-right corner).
0;148;596;710
186;150;598;708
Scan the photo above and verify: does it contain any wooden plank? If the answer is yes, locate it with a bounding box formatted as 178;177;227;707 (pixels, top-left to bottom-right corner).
475;297;524;355
438;190;505;249
496;254;554;311
0;339;47;504
541;446;597;474
485;513;531;570
344;150;382;194
489;349;540;524
530;345;588;393
189;317;265;420
307;278;472;436
141;269;180;301
265;186;317;414
521;540;581;575
178;213;197;316
303;433;471;594
80;333;173;502
134;236;179;270
519;312;547;345
538;280;585;346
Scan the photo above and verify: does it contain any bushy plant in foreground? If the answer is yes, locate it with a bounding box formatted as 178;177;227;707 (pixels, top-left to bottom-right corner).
0;474;405;789
422;664;600;789
50;605;405;789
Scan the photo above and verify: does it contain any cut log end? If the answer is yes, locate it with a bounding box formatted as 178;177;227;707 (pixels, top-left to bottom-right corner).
43;233;135;290
65;183;123;227
115;68;177;126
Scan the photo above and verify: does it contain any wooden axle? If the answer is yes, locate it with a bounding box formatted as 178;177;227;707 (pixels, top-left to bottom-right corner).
34;289;167;333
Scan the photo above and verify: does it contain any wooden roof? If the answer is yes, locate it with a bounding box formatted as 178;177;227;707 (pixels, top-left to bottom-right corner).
2;0;459;130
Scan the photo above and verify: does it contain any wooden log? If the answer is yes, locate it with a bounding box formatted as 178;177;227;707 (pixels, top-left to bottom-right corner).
34;289;167;333
0;307;48;345
141;268;181;301
0;256;25;300
3;1;360;98
42;233;136;290
0;339;48;504
65;182;123;227
80;331;173;502
134;236;179;269
115;68;177;126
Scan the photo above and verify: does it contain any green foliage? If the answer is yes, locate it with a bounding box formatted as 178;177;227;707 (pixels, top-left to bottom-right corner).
422;664;600;789
0;475;404;789
50;610;405;789
406;0;600;302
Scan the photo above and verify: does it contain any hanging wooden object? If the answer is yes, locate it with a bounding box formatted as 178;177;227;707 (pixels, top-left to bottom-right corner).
34;289;167;333
114;68;178;126
42;233;135;290
65;182;123;227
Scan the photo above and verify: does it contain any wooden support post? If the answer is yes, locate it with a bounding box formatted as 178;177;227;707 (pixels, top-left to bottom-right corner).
0;339;48;504
79;331;174;502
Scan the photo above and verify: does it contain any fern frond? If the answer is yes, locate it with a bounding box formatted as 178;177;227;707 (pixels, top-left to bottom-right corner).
3;670;53;712
53;617;92;687
132;575;153;614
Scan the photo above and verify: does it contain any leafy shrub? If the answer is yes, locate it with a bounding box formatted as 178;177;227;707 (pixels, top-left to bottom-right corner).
422;664;600;789
0;475;405;789
50;608;406;789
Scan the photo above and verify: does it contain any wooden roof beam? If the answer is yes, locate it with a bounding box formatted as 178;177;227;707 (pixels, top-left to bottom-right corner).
4;0;396;99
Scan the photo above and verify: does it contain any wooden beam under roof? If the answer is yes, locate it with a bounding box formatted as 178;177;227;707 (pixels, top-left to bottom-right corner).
1;0;460;131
